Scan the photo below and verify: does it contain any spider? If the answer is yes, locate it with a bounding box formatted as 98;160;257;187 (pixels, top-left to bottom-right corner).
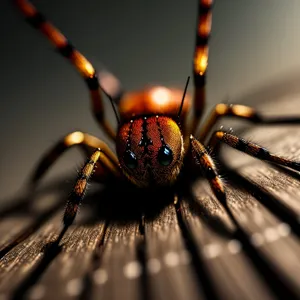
15;0;300;240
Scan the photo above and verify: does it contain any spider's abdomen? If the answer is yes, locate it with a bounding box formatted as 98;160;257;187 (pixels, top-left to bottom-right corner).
118;86;191;122
116;115;184;187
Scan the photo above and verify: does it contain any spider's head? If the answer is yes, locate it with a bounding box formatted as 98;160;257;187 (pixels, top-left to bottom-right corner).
116;115;184;187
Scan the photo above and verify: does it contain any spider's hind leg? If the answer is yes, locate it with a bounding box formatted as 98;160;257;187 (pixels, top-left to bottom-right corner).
208;130;300;172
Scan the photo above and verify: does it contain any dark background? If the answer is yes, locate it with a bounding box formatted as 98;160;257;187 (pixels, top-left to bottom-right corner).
1;0;300;200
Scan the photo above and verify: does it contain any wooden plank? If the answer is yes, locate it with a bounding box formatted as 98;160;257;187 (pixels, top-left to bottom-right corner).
89;222;142;300
217;121;300;297
226;185;300;297
0;216;33;252
145;205;205;300
220;96;300;220
0;213;62;296
223;126;300;219
181;180;276;300
24;222;106;300
0;192;62;256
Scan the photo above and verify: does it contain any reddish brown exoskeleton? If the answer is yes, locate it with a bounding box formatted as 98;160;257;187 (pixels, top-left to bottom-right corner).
117;86;190;187
15;0;300;237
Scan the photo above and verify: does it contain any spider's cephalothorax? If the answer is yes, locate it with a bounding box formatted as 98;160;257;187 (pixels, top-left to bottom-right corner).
15;0;300;234
117;115;184;187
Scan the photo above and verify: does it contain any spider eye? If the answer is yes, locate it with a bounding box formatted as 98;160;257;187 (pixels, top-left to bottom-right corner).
158;145;173;166
123;150;138;169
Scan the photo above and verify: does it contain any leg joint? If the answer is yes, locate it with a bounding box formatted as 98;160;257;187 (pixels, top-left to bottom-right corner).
215;103;230;116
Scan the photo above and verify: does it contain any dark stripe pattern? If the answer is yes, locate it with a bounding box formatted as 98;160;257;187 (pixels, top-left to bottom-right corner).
214;131;300;172
26;12;45;28
193;0;213;84
85;75;100;90
190;135;226;204
64;149;101;226
139;117;153;149
16;0;117;139
57;43;74;58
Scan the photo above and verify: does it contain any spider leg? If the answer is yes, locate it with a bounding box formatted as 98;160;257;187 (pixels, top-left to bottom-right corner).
28;131;119;188
190;0;213;134
208;130;300;172
15;0;118;140
195;103;300;142
189;135;230;212
63;148;117;228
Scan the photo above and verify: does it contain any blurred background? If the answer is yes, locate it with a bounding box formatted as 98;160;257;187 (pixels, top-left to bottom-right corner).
1;0;300;200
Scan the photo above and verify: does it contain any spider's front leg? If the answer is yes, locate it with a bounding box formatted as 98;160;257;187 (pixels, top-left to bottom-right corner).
189;135;228;209
208;130;300;172
60;148;121;240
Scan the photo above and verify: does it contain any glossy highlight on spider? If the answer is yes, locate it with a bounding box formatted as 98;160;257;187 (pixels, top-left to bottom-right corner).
14;0;300;236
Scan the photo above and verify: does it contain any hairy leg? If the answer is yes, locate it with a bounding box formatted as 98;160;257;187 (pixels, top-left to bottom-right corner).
53;148;120;244
190;135;227;206
208;130;300;172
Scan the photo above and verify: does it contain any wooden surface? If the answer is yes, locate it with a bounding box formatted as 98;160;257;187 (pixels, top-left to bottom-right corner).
1;97;300;300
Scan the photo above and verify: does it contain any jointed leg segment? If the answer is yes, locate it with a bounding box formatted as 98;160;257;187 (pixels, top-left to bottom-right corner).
190;1;300;140
196;104;261;141
191;0;213;133
15;0;116;139
209;130;300;172
190;135;226;205
28;131;119;187
63;148;118;227
28;138;120;241
195;103;300;142
189;129;300;221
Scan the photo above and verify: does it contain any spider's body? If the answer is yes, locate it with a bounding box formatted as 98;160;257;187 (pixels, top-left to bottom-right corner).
15;0;300;235
115;85;190;187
